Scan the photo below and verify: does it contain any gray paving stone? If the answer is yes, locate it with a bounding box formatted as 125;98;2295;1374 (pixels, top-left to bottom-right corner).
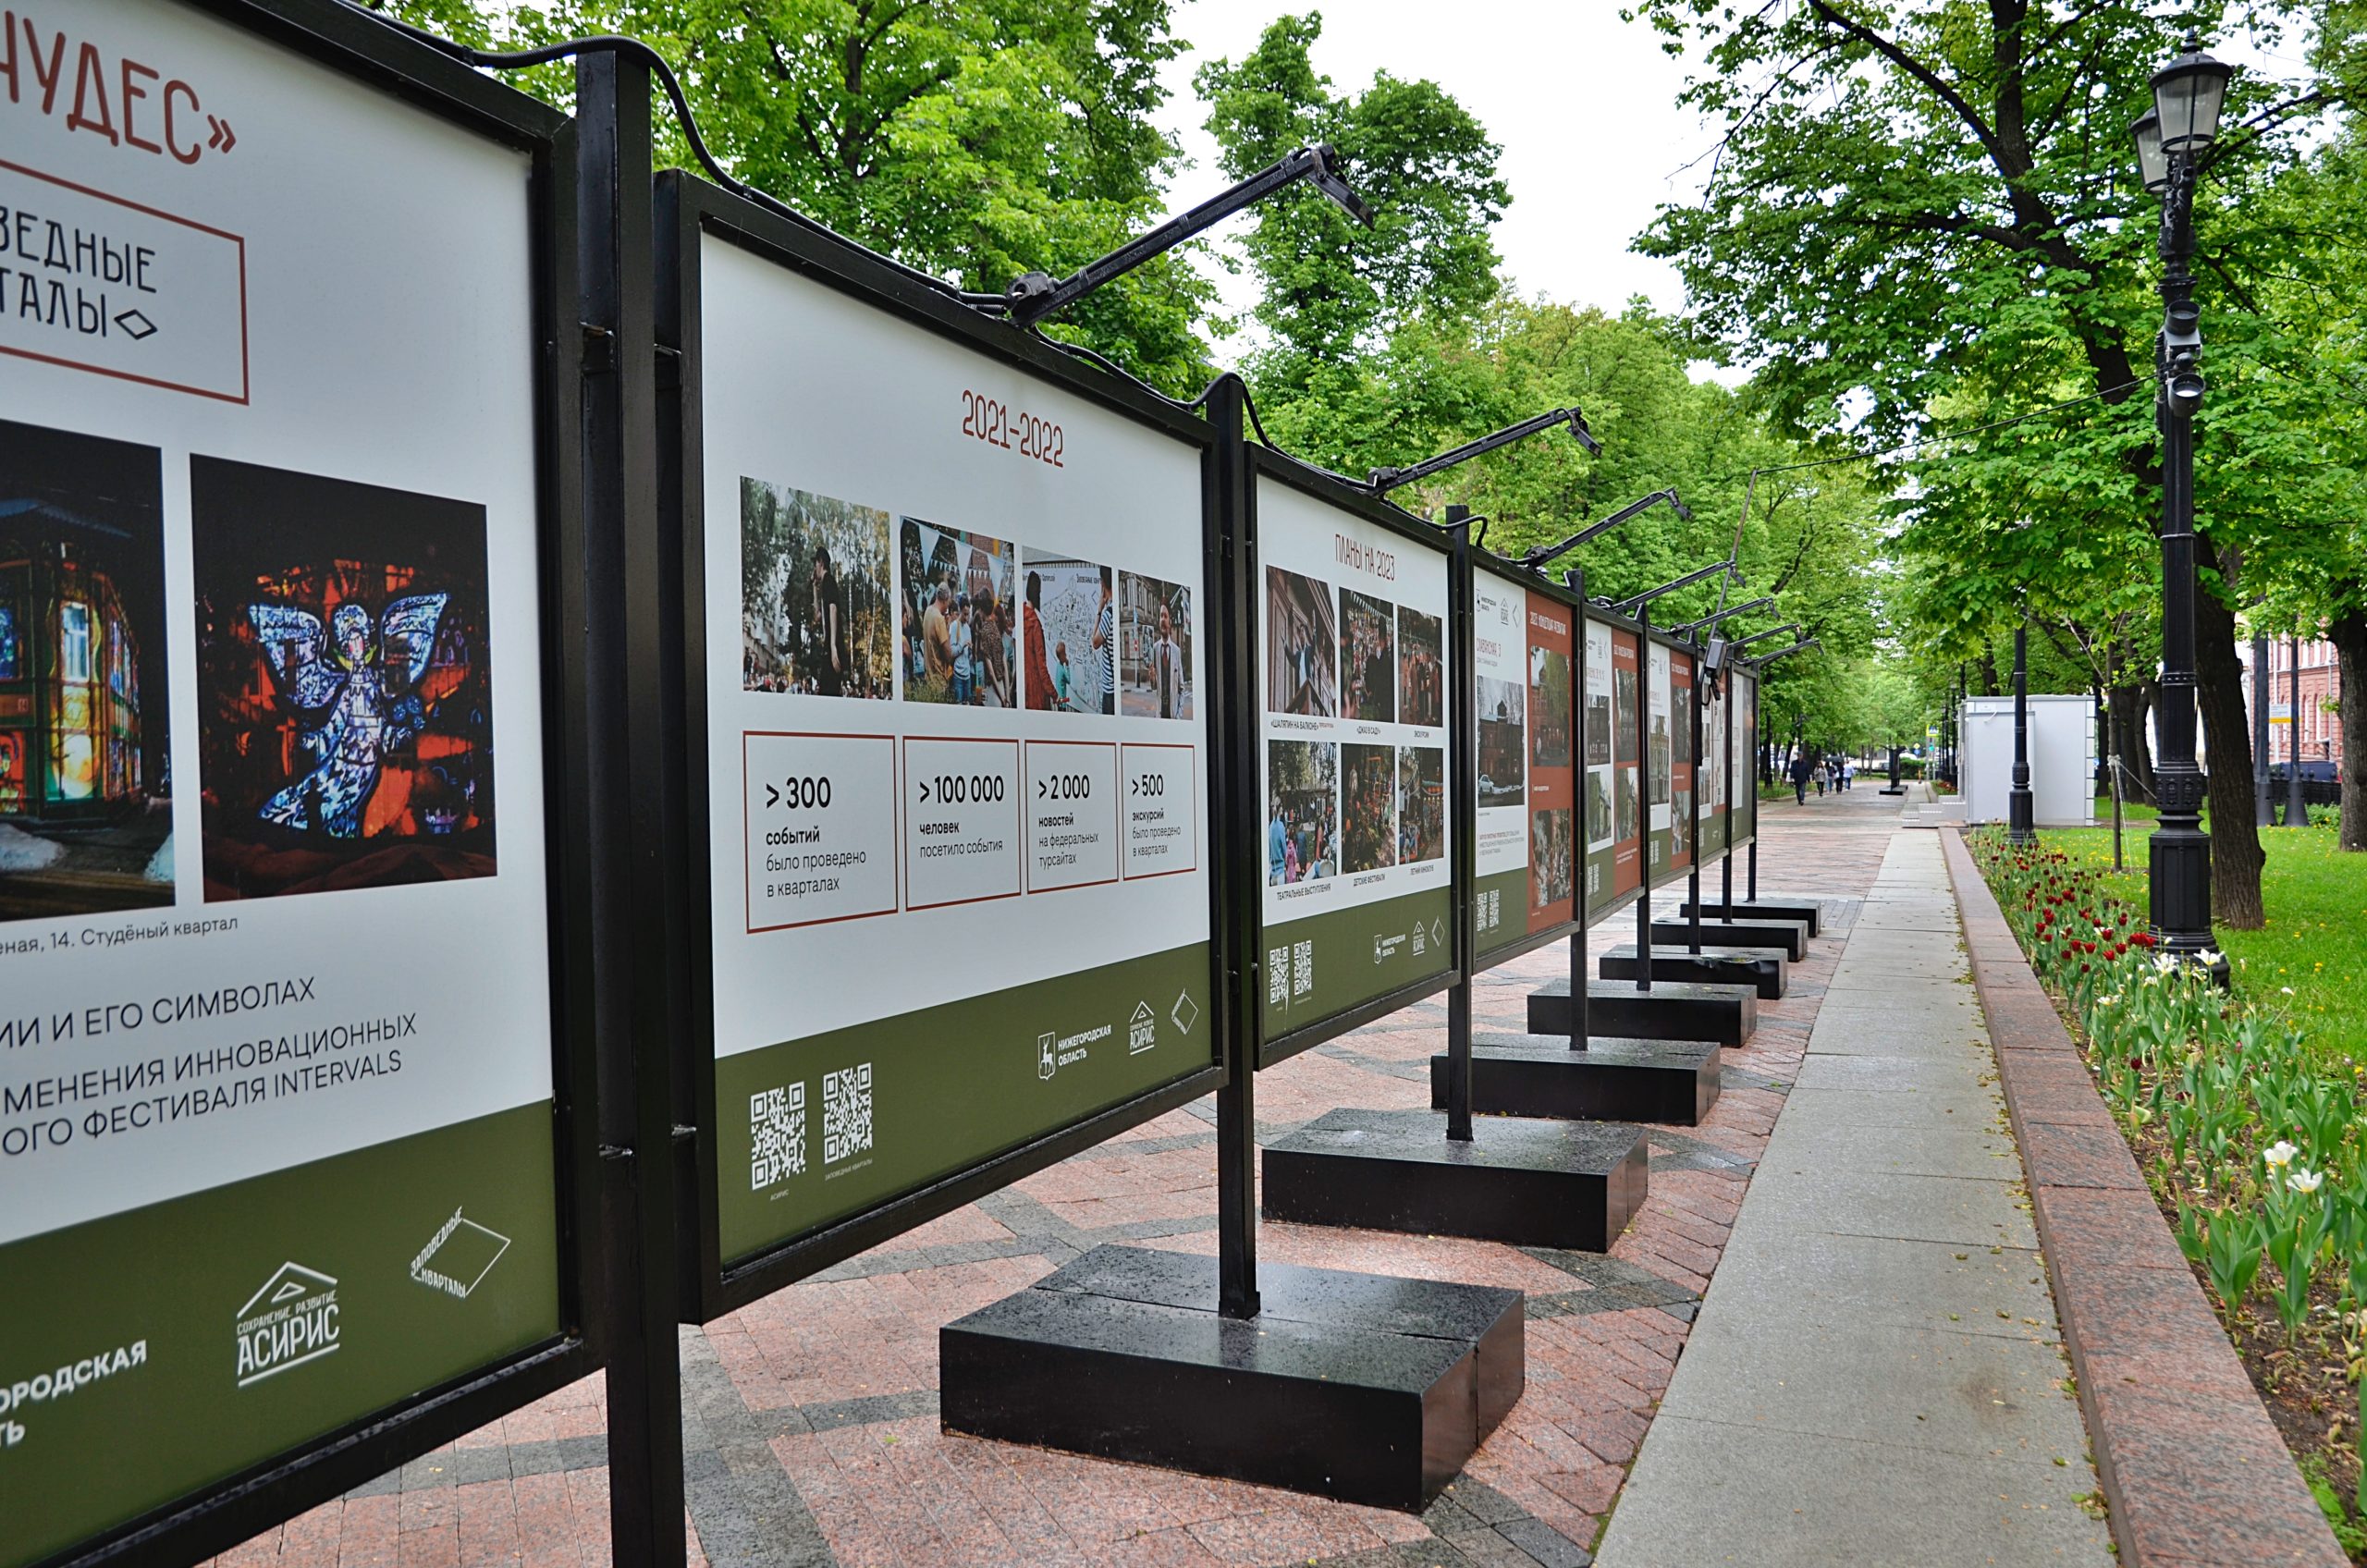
1790;1051;1994;1095
1758;1121;2020;1180
1734;1167;2038;1249
1700;1229;2054;1341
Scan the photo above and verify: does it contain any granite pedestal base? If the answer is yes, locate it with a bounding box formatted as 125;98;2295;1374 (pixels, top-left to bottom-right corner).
1263;1107;1649;1253
1677;896;1822;936
940;1244;1523;1512
1650;915;1809;961
1600;942;1787;999
1429;1033;1720;1125
1526;977;1758;1047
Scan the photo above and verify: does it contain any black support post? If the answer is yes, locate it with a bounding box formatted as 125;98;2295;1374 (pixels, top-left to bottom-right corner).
575;50;687;1568
1567;569;1591;1049
1636;606;1654;993
1206;375;1261;1320
1443;507;1477;1141
2008;621;2036;844
1747;674;1760;901
1686;647;1703;956
2288;637;2307;827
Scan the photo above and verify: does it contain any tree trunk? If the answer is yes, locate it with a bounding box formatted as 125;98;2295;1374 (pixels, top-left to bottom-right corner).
2333;607;2367;853
1977;650;2001;696
2130;680;2158;800
2193;560;2264;927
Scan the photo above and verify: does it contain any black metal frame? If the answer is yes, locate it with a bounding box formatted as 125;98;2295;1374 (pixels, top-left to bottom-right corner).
1244;444;1462;1072
651;171;1228;1323
35;3;602;1563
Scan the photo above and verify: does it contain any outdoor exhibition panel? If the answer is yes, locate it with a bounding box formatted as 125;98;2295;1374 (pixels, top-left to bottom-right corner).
1647;639;1693;881
1699;646;1731;862
1582;612;1647;921
1253;447;1454;1063
658;172;1223;1315
1470;557;1580;969
0;3;594;1563
1730;665;1759;851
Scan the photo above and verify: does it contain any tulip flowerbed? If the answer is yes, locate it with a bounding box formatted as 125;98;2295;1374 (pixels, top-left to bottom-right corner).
1970;827;2367;1555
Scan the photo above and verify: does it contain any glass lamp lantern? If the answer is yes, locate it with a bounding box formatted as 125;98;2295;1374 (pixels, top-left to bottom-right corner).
2131;109;2170;193
2151;43;2232;154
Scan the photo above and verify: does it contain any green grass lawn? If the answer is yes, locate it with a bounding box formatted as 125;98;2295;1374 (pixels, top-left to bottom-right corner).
2030;806;2367;1067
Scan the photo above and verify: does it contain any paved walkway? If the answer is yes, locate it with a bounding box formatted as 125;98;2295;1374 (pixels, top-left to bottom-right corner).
205;785;2035;1568
1594;827;2113;1566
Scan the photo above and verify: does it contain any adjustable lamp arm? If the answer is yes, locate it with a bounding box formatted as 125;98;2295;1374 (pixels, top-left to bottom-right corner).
1003;145;1372;328
1368;407;1600;493
1752;637;1821;667
1729;622;1798;651
1520;488;1691;569
1666;596;1772;638
1608;556;1736;617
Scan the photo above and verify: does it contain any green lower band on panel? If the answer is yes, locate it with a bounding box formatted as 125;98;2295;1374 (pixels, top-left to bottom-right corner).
716;943;1214;1265
1473;868;1530;959
0;1103;562;1568
1259;886;1453;1041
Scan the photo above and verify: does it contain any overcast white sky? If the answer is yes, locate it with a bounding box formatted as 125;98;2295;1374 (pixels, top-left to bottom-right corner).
1151;0;1718;334
1149;1;2317;359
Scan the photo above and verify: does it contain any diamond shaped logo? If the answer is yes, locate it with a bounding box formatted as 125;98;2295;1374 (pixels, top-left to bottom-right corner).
1171;990;1200;1035
1429;917;1445;949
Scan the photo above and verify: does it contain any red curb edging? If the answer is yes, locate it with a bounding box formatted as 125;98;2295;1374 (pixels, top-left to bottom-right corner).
1939;826;2347;1568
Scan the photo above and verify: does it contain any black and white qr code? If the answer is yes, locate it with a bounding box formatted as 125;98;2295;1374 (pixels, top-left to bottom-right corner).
823;1062;874;1164
749;1084;805;1191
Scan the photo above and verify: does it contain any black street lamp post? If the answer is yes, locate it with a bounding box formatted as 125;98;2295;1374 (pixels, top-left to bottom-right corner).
2132;38;2232;977
2287;636;2307;827
2008;621;2036;843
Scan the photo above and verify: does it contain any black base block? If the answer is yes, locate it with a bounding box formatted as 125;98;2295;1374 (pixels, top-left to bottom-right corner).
1527;977;1758;1047
1678;897;1822;937
1878;786;1907;796
1263;1107;1648;1253
1651;916;1808;961
1429;1034;1721;1125
941;1243;1523;1511
1601;943;1786;999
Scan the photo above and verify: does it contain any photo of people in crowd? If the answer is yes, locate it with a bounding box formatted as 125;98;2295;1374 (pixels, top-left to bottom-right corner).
1613;666;1638;764
0;419;172;923
1341;741;1396;873
1616;763;1640;843
1529;645;1571;769
1396;606;1442;728
193;457;496;901
1119;572;1193;719
901;517;1017;707
1585;769;1613;846
1340;591;1395;724
1266;568;1337;717
1672;787;1691;857
1396;745;1444;864
1477;676;1525;808
1267;739;1337;887
1530;807;1574;908
1586;690;1612;766
1020;551;1112;714
741;479;894;699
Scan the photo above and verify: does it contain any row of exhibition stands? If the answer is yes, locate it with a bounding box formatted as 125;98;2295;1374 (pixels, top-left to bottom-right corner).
1;6;1827;1565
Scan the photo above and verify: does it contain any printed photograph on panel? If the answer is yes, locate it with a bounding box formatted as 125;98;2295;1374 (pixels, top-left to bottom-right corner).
902;518;1019;708
1529;643;1571;768
1118;572;1193;719
1020;551;1112;714
1585;769;1613;848
1672;787;1691;856
1267;739;1337;886
1613;666;1638;764
0;419;172;923
1616;763;1640;842
1476;676;1525;808
1650;707;1672;804
1586;690;1612;766
1396;606;1443;728
1674;682;1693;766
1266;568;1337;717
1396;745;1444;864
741;479;893;698
1341;741;1396;873
192;457;495;901
1531;808;1573;908
1339;590;1395;724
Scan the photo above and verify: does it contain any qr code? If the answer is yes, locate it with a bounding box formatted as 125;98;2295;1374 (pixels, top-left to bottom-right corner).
1268;947;1290;1006
1292;939;1315;997
750;1084;805;1191
823;1063;874;1164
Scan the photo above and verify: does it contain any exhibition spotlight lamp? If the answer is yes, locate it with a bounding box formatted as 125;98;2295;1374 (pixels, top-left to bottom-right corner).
998;144;1373;329
1366;407;1601;494
1518;487;1691;570
2129;32;2233;979
1606;555;1738;618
